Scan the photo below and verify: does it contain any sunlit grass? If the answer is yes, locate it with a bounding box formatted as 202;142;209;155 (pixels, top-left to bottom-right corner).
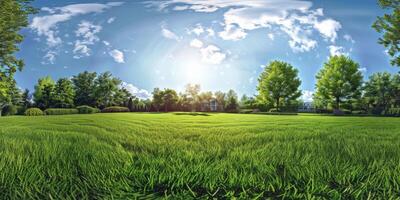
0;113;399;199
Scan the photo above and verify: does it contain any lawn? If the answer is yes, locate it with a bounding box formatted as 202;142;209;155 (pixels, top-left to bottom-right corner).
0;113;399;199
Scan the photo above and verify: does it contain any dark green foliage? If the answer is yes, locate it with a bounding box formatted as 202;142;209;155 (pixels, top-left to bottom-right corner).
24;108;43;116
33;76;55;109
72;71;97;107
76;105;99;114
2;105;17;116
53;78;75;108
94;72;122;108
101;106;130;113
44;108;78;115
386;107;400;116
373;0;400;66
225;89;239;112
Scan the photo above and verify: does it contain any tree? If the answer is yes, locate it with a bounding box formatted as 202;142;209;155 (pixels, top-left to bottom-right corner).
152;88;163;112
185;84;200;111
0;0;36;115
214;91;226;111
162;89;178;112
240;95;257;109
53;78;75;108
257;61;302;111
392;74;400;107
21;89;31;108
364;72;393;113
373;0;400;67
93;72;121;108
315;56;363;110
33;76;55;109
225;89;239;112
114;87;132;107
72;71;97;107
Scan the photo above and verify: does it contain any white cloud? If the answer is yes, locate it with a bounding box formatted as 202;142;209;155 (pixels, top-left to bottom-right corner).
359;67;367;73
103;41;110;46
107;17;116;24
328;45;348;57
314;19;341;42
73;21;102;58
109;49;125;63
207;28;215;37
268;33;275;40
120;82;151;99
343;34;355;43
30;2;123;47
42;51;57;64
161;26;180;41
191;24;205;36
149;0;343;53
200;45;226;65
301;90;314;102
219;24;247;41
190;39;204;48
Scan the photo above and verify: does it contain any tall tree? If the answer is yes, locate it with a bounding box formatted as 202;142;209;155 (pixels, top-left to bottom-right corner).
373;0;400;67
53;78;75;108
225;89;239;112
257;61;302;111
72;71;97;107
152;88;163;112
214;91;226;111
185;84;200;111
392;74;400;107
162;89;178;112
94;72;121;108
315;56;363;110
33;76;55;109
21;89;31;109
0;0;35;115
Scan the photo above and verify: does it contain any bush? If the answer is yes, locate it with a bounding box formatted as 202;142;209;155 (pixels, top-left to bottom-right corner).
16;106;27;115
386;108;400;117
44;108;78;115
102;106;130;113
77;105;99;114
25;108;44;116
2;105;18;116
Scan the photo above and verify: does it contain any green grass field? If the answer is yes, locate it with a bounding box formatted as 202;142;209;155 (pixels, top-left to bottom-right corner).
0;113;399;199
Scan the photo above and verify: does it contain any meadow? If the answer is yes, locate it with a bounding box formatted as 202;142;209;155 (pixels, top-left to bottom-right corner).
0;113;399;199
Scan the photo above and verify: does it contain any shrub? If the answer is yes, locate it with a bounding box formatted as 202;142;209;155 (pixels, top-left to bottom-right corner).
102;106;130;113
77;105;99;114
16;106;27;115
44;108;78;115
25;108;44;116
2;105;18;116
386;108;400;117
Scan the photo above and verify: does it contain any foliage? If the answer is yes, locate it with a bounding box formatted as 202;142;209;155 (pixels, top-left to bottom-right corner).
162;89;178;112
1;105;17;116
53;78;75;108
94;72;122;108
386;107;400;116
1;113;400;198
33;76;55;109
72;71;97;107
44;108;79;115
315;56;363;110
101;106;130;113
257;61;302;111
373;0;400;66
76;105;100;114
225;89;239;112
24;108;43;116
363;72;393;113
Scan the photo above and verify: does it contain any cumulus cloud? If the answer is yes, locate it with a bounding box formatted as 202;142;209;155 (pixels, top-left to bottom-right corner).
73;21;102;58
190;39;204;48
328;45;348;57
301;90;314;102
268;33;275;40
30;2;123;63
30;2;123;47
120;82;151;99
148;0;343;52
200;45;226;65
314;19;341;42
161;23;180;41
109;49;125;63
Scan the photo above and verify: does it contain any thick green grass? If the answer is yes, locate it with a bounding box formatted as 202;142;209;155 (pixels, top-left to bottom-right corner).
0;113;400;199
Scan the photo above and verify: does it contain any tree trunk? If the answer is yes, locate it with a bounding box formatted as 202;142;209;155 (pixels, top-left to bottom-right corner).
276;98;280;112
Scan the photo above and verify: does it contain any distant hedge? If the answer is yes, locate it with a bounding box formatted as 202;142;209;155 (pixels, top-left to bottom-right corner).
2;105;17;116
44;108;78;115
25;108;43;116
102;106;130;113
386;108;400;117
77;105;100;114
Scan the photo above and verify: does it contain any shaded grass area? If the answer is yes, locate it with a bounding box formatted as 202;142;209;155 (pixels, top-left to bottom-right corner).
0;113;400;199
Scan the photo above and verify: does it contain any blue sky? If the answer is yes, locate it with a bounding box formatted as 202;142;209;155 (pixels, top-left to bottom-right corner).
15;0;397;100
